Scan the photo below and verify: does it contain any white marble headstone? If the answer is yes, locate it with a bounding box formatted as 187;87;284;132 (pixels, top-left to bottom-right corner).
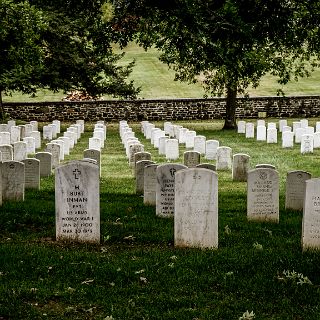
55;160;100;243
247;168;279;222
302;178;320;250
174;168;218;249
35;152;52;177
232;154;250;182
285;170;311;211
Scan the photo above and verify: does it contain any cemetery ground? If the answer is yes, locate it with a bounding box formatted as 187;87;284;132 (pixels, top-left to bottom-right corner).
1;120;320;319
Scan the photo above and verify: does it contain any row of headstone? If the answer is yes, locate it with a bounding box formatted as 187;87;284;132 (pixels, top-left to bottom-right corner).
45;121;84;169
89;121;106;151
238;119;320;153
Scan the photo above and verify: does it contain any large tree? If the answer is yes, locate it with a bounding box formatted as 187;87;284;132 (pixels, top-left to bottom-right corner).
112;0;320;129
0;0;139;119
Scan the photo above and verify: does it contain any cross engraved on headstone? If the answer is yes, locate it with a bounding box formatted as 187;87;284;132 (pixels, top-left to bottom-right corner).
73;169;81;179
170;168;176;177
9;164;15;169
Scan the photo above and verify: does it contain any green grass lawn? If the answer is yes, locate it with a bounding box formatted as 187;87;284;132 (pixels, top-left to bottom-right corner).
3;44;320;102
1;120;320;319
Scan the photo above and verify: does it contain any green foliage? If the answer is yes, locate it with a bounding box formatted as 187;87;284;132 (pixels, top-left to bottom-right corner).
112;1;320;128
0;0;140;107
0;0;45;95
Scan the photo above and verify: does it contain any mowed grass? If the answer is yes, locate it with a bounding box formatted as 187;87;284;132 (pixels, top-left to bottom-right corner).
3;43;320;102
1;120;320;319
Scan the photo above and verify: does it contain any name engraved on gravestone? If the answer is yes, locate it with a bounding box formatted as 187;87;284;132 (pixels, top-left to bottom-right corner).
156;163;187;217
2;161;25;201
144;164;158;206
55;160;100;243
174;168;218;249
285;171;311;211
35;152;52;177
22;158;40;190
302;178;320;250
247;168;279;222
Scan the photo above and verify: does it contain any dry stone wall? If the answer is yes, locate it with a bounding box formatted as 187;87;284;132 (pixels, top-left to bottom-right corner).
4;95;320;122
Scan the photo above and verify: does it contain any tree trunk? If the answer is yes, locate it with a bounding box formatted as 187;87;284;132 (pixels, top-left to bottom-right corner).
222;86;237;130
0;90;4;121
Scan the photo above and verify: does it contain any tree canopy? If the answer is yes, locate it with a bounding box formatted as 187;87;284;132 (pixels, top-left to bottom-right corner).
112;0;320;129
0;0;139;118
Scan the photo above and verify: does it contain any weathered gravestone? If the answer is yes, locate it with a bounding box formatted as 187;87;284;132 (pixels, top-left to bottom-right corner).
55;160;100;243
0;145;13;161
282;131;294;148
216;146;232;170
245;123;254;138
159;136;168;155
165;139;179;161
134;152;152;174
232;154;250;182
185;131;196;148
84;149;101;176
13;141;27;162
59;137;71;155
205;140;219;160
313;132;320;148
10;126;20;144
89;137;101;151
0;132;11;145
35;152;52;177
135;160;155;195
30;131;41;149
237;120;246;134
294;128;305;143
22;158;40;190
256;125;266;141
247;168;279;222
285;170;311;211
194;135;206;155
23;137;36;154
156;163;187;217
301;134;313;154
144;164;158;206
2;161;25;201
302;178;320;250
279;119;288;132
129;144;144;167
46;143;60;168
267;128;277;144
183;151;201;168
174;168;218;249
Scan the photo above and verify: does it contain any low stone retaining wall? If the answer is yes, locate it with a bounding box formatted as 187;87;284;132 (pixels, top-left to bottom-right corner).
4;95;320;122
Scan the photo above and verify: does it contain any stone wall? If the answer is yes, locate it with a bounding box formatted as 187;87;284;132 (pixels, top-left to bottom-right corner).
4;95;320;122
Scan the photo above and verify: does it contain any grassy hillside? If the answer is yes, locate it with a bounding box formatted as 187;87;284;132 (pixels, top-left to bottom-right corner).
3;43;320;102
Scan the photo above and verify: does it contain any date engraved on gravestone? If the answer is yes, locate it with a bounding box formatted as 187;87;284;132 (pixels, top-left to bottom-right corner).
156;164;187;217
175;168;218;249
247;168;279;222
55;160;100;243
